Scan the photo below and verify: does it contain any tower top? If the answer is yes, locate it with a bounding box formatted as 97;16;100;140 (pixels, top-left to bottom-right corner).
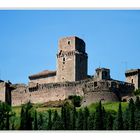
125;69;140;77
125;68;140;90
58;36;86;53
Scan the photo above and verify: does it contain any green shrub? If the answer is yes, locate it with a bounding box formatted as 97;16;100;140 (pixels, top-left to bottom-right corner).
133;89;140;96
68;95;82;107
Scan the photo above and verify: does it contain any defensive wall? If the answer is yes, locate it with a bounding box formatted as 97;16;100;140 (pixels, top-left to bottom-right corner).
10;78;134;106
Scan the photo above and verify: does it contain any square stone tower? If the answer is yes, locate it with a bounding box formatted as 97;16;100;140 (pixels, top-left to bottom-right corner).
95;68;111;81
125;69;140;90
56;36;88;82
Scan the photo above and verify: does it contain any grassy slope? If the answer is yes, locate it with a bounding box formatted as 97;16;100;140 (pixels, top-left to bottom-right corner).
12;102;128;116
12;102;128;129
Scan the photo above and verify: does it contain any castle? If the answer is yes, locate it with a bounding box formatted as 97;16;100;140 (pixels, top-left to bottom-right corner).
0;36;139;106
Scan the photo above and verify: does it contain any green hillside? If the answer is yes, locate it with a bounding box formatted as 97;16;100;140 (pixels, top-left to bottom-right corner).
12;101;128;116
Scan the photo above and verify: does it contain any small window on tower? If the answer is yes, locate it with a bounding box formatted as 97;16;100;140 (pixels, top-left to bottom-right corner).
68;41;71;45
63;57;65;64
132;79;133;84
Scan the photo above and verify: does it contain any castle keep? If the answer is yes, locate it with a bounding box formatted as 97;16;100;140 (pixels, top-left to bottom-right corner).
0;36;139;106
29;36;88;83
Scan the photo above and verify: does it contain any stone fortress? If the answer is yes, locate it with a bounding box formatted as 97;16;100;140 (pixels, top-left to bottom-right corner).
0;36;140;106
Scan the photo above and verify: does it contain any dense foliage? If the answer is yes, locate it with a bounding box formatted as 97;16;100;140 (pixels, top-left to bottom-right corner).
1;97;140;130
133;89;140;95
68;95;82;107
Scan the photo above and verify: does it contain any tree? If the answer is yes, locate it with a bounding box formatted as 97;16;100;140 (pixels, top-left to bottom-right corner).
102;107;106;129
133;89;140;96
128;98;135;130
25;102;34;130
88;112;94;130
52;110;63;130
94;101;103;130
69;95;82;107
135;96;140;110
135;96;140;130
20;106;26;130
113;103;123;130
20;102;34;130
0;102;13;130
106;113;113;130
47;109;52;130
61;102;72;130
123;108;129;130
38;113;44;130
135;110;140;130
76;108;84;130
72;106;77;130
34;110;38;130
83;106;89;130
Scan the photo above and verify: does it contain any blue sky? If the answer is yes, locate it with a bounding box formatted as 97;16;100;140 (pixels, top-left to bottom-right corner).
0;10;140;84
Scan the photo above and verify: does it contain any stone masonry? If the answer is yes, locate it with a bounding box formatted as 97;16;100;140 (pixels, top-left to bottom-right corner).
125;69;140;90
0;36;138;106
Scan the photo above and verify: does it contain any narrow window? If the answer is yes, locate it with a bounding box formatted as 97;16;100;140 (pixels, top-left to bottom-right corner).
94;82;97;87
131;79;133;84
68;41;70;45
63;57;65;64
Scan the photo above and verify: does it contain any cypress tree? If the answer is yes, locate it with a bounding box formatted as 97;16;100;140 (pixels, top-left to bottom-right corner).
135;96;140;110
20;106;26;130
61;102;72;130
20;102;33;130
66;104;71;130
88;112;94;130
6;112;10;130
47;109;52;130
26;102;33;130
113;103;123;130
135;96;140;130
76;108;84;130
61;105;66;129
83;107;89;130
106;113;113;130
94;101;103;130
38;113;44;130
0;102;12;130
123;108;129;130
135;110;140;130
53;110;58;123
52;110;63;130
102;107;107;129
52;110;58;130
128;98;135;130
34;110;38;130
72;106;77;130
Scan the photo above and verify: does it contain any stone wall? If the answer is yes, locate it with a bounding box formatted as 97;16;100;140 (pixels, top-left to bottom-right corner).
126;75;138;90
125;69;140;90
30;75;56;84
56;36;88;82
82;90;119;106
10;78;134;106
0;82;6;102
11;81;84;106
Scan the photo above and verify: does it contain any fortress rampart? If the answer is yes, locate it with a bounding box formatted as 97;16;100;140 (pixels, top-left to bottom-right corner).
0;36;138;106
9;77;134;106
